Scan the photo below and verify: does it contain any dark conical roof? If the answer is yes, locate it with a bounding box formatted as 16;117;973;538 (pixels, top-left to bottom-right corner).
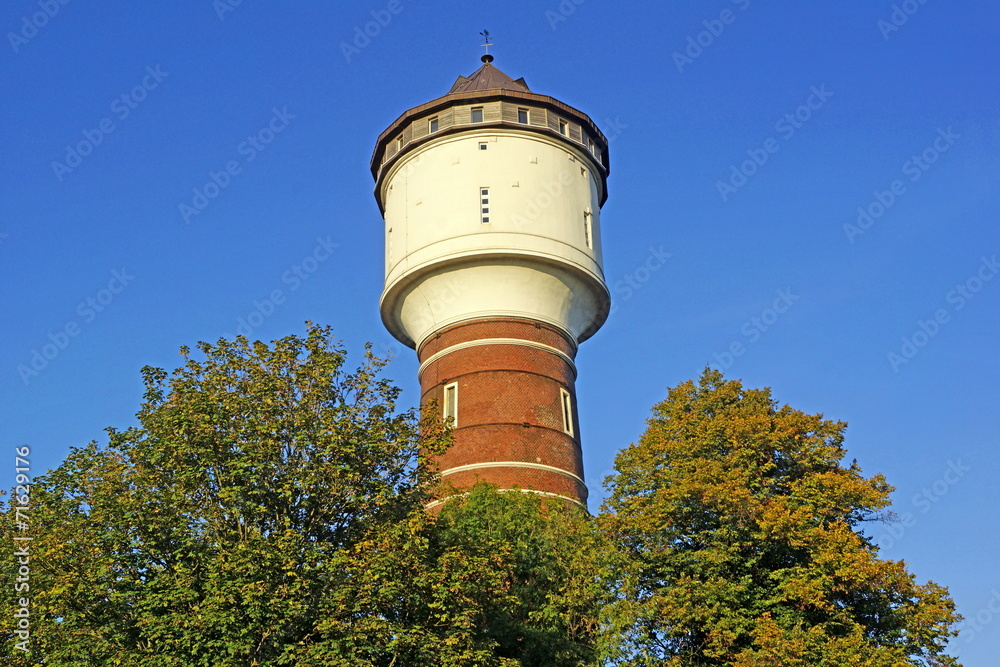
449;56;530;94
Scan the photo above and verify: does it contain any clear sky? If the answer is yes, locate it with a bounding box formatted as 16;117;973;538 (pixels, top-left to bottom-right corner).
2;0;997;662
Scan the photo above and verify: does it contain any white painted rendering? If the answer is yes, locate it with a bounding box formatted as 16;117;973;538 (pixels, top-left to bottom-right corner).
424;488;587;512
439;461;586;486
379;128;610;349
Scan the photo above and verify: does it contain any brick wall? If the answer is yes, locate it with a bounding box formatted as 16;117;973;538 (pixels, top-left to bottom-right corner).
419;317;588;506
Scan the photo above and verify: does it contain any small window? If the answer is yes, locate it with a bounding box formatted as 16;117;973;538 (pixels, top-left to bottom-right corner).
587;137;596;153
396;137;403;151
480;187;490;223
429;117;439;133
471;107;484;123
444;382;458;426
560;389;574;436
479;142;488;150
517;108;529;124
583;211;593;249
559;120;568;136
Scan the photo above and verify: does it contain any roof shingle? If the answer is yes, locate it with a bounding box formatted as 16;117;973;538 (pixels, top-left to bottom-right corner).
449;57;530;94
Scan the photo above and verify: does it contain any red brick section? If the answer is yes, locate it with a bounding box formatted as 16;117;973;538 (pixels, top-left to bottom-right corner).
418;317;588;506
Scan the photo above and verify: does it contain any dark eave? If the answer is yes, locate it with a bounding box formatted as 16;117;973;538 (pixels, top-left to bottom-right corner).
370;88;610;182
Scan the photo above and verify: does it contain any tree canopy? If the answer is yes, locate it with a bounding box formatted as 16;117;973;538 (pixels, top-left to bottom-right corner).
601;369;962;666
0;324;603;666
1;331;962;665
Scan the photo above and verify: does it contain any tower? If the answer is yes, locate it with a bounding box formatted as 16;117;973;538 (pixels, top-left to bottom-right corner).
370;54;610;509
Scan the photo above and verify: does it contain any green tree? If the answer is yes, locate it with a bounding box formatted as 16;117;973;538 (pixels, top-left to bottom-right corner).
0;324;612;665
601;369;962;666
433;483;617;666
301;484;615;666
0;324;469;665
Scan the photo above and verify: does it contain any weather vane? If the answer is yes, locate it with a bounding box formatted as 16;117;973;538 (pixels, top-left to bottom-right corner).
480;29;493;56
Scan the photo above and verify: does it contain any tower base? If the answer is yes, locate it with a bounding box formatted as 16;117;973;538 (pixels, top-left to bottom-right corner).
418;318;588;509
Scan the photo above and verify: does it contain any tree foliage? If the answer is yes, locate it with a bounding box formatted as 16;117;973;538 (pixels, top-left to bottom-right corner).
1;331;962;665
433;484;617;666
0;324;606;665
288;485;613;666
601;369;962;666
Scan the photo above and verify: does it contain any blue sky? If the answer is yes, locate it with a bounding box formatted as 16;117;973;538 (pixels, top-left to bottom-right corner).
2;0;997;661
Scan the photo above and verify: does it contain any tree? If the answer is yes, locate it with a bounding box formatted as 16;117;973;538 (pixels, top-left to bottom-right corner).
303;483;615;666
433;483;617;666
600;369;962;666
0;324;462;665
0;324;612;666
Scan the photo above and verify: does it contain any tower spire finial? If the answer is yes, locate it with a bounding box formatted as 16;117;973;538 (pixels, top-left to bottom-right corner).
479;29;494;63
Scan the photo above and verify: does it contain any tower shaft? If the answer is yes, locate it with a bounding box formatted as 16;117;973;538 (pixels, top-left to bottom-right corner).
419;318;586;509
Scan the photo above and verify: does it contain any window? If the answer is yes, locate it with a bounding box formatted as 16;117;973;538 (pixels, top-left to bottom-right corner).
560;389;574;436
587;137;595;153
583;211;593;249
443;382;458;426
396;137;403;152
479;142;488;150
559;120;568;136
480;187;490;223
471;107;484;123
429;117;439;133
517;108;529;124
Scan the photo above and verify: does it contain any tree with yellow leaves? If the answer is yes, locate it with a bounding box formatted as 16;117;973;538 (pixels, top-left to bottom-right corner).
600;369;962;666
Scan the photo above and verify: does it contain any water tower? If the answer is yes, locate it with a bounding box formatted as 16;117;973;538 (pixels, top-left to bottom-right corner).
370;53;610;508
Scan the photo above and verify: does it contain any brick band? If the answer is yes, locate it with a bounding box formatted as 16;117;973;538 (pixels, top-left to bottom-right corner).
420;317;588;507
418;337;577;381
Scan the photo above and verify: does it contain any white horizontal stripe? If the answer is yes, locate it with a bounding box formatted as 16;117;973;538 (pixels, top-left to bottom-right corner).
439;461;585;486
424;488;587;511
418;337;577;380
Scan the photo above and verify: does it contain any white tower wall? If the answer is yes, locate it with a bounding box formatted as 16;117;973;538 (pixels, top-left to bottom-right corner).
379;129;609;350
